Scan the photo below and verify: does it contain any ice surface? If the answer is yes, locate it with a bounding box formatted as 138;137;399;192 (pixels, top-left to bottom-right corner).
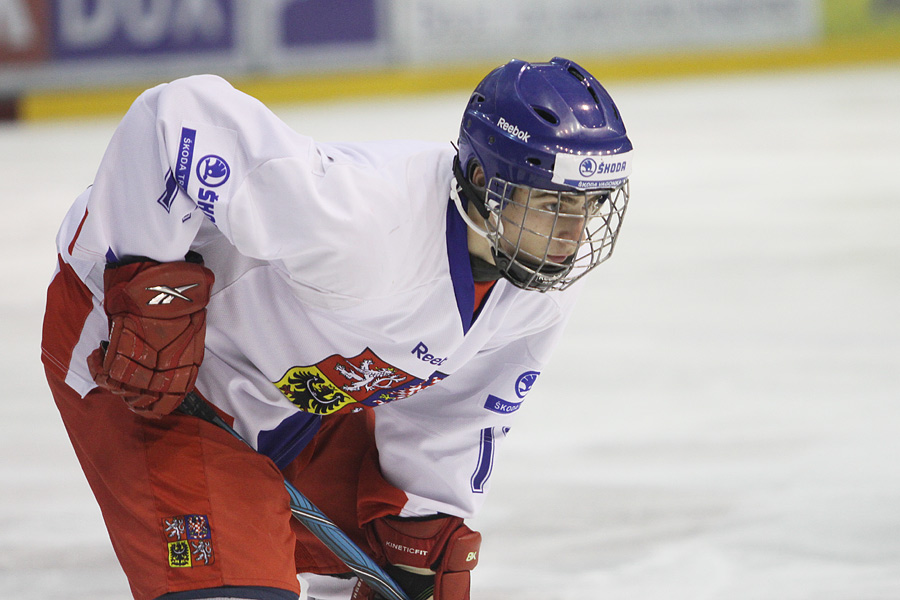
1;64;898;599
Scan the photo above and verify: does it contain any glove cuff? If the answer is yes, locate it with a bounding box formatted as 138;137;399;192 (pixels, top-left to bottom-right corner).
366;514;481;599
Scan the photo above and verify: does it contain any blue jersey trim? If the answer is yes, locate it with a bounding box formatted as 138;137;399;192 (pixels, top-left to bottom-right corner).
256;410;322;470
470;427;495;493
445;199;475;334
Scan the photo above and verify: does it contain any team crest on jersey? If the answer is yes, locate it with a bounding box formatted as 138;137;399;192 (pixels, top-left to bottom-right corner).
275;348;447;415
162;514;214;568
381;371;447;402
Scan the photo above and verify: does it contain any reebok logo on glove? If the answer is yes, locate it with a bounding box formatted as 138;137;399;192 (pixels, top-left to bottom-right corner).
146;283;200;305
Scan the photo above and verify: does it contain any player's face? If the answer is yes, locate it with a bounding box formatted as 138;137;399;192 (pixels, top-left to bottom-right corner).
497;187;604;267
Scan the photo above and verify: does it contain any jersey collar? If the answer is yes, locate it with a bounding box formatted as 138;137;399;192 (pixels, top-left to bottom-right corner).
446;198;478;334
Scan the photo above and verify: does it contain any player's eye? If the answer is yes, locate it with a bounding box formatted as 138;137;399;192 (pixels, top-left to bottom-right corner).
585;193;609;213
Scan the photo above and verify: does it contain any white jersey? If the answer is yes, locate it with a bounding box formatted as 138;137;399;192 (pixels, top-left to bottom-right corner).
54;74;581;519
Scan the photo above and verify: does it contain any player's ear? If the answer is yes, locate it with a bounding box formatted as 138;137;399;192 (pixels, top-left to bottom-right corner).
470;164;486;188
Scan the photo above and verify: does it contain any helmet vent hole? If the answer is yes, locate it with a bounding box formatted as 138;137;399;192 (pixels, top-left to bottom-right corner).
526;157;542;166
531;106;560;125
567;67;586;82
567;66;602;107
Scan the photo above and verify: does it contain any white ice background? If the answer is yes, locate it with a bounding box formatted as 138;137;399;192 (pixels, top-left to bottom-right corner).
1;64;898;599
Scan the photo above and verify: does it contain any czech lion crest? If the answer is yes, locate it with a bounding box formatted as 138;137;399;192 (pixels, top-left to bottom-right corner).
274;348;418;415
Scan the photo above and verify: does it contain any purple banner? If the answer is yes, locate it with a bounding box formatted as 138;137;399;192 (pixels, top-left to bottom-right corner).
280;0;377;47
50;0;235;59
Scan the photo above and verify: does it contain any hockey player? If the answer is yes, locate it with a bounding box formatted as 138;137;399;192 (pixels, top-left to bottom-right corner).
41;57;633;600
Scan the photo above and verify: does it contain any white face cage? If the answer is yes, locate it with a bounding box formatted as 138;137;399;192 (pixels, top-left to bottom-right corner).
483;178;629;292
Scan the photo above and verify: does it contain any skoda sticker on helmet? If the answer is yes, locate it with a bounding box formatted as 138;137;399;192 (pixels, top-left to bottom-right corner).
552;150;633;189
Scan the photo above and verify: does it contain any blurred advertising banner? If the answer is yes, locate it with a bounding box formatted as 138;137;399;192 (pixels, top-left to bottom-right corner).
280;0;378;47
50;0;236;59
3;0;898;99
0;0;382;93
0;0;50;63
261;0;387;75
387;0;822;64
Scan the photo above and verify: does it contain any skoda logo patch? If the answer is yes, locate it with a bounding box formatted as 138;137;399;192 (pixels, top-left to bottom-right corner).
579;158;597;177
515;371;540;398
196;155;230;187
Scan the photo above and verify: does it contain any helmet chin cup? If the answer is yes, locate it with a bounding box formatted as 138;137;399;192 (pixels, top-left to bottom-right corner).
492;248;567;293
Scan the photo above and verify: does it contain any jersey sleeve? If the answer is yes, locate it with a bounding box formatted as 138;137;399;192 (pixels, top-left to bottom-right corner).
66;74;450;299
370;304;576;520
67;74;314;264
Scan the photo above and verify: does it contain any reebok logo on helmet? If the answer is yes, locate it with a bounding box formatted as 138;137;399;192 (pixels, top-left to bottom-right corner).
497;117;531;142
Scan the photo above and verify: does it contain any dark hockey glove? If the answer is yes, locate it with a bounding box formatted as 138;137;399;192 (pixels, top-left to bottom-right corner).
354;514;481;600
87;253;214;418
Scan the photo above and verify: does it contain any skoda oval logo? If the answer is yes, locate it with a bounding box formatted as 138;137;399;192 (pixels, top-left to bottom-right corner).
579;157;598;177
515;371;540;398
197;155;230;187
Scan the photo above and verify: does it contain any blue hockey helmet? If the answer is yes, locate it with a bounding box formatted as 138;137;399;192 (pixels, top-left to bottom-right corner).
454;57;633;291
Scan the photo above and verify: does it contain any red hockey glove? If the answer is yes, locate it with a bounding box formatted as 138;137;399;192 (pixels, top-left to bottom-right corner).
87;254;214;418
355;514;481;600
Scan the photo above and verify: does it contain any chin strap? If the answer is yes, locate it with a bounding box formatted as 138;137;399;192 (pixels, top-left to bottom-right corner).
451;154;509;248
450;184;491;244
452;154;490;219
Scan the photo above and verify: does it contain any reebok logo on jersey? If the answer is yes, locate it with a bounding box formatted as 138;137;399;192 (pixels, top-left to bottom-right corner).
411;341;447;366
146;283;199;305
497;117;531;142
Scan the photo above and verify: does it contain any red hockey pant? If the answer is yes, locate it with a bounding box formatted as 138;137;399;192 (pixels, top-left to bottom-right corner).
42;258;405;600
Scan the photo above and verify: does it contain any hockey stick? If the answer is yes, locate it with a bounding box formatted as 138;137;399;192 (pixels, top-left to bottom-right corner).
178;391;410;600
